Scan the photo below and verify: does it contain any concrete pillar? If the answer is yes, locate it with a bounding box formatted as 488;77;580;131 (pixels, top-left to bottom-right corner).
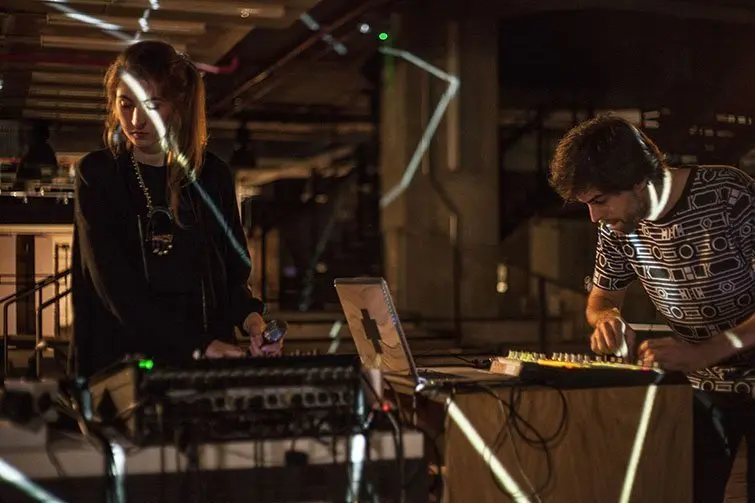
379;2;500;337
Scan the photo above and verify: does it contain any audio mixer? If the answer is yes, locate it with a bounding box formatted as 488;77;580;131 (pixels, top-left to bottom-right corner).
89;354;365;446
489;351;689;388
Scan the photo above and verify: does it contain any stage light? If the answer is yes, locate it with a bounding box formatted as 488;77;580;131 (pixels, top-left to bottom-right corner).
378;32;389;41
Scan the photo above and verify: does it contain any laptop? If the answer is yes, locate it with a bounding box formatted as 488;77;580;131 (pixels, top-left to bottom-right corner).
333;277;513;387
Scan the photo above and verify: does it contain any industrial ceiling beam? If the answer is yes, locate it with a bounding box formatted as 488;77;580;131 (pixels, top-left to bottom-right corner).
209;0;385;117
34;0;286;20
46;13;207;35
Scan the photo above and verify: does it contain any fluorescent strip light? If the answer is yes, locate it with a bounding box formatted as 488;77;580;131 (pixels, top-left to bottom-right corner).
40;35;186;53
46;13;206;35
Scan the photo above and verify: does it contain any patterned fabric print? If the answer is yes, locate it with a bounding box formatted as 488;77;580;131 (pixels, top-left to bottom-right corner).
593;166;755;394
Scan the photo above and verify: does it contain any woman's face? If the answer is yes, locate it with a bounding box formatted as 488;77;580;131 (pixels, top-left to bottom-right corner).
115;77;172;154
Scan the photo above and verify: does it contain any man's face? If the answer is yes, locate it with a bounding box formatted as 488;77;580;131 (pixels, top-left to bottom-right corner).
576;184;648;234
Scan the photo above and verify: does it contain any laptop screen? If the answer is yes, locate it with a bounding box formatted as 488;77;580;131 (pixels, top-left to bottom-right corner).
334;277;417;377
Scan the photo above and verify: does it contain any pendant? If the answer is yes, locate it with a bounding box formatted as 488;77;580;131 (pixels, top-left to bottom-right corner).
146;207;174;256
150;233;174;256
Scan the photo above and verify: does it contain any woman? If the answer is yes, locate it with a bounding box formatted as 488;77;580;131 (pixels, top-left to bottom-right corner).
72;40;281;377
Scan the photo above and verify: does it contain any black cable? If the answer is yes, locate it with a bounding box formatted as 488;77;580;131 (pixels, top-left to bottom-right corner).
381;378;408;424
411;350;490;368
360;373;405;502
45;432;66;478
379;376;445;501
57;383;124;503
474;382;568;501
156;403;166;503
478;384;541;501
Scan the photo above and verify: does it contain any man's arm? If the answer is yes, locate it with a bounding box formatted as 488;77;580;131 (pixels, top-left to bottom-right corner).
709;168;754;360
588;223;638;354
586;286;627;327
702;313;755;365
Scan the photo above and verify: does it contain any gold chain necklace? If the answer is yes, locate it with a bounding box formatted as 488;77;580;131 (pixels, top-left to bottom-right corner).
131;153;174;256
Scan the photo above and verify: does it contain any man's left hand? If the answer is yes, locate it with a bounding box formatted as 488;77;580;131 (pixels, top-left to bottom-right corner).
637;337;722;373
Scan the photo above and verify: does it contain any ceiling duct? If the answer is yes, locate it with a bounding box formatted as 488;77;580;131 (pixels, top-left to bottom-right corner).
46;13;206;35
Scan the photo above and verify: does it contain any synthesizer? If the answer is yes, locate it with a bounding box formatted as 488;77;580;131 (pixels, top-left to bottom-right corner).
489;351;689;388
89;354;365;446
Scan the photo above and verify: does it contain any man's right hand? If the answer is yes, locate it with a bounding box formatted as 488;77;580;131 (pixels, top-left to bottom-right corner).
590;314;635;357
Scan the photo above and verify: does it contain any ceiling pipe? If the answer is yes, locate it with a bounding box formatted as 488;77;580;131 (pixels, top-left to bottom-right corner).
209;0;388;117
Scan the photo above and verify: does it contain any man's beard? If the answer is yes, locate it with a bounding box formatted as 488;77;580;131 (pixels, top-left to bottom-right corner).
604;194;648;235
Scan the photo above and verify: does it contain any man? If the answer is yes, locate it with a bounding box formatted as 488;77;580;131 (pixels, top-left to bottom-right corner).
549;114;754;503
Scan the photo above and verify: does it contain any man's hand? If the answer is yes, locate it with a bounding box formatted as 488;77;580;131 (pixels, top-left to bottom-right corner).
243;312;284;357
590;314;635;356
638;337;721;373
205;339;246;359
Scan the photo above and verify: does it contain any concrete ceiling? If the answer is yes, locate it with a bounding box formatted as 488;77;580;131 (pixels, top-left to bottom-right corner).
3;0;755;167
0;0;381;137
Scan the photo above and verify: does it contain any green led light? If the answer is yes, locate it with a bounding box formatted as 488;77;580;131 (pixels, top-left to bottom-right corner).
138;359;154;370
378;32;389;41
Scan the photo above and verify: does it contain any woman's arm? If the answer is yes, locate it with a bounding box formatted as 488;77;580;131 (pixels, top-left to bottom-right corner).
211;155;266;330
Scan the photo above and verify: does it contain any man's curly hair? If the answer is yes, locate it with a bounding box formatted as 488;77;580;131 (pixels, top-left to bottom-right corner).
549;114;664;201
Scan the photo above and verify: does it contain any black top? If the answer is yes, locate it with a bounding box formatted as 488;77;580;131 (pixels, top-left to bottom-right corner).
72;148;265;377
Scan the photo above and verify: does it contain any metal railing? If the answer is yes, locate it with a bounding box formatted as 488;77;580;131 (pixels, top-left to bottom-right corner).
1;267;71;377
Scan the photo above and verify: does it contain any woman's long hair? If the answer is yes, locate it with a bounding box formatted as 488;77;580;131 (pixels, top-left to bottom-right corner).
103;40;207;219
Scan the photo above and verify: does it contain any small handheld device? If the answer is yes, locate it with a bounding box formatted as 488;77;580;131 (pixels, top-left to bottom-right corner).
262;319;288;345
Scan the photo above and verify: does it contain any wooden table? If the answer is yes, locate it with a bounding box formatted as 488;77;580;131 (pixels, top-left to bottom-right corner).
389;377;693;503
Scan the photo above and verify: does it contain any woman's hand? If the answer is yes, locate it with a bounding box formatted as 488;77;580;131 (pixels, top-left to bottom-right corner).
244;312;284;357
204;339;246;359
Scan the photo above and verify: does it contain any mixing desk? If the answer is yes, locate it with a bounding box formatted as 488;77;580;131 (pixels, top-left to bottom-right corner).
490;351;689;388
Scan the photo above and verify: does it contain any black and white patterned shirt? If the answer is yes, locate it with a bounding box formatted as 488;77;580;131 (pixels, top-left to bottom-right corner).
593;165;754;394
